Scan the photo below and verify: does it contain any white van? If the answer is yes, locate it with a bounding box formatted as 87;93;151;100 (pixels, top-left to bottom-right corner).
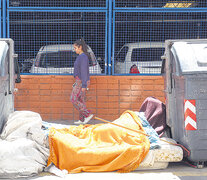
29;44;102;74
114;42;164;74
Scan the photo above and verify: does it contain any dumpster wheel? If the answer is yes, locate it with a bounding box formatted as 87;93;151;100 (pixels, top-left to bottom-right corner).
183;159;205;169
196;161;205;169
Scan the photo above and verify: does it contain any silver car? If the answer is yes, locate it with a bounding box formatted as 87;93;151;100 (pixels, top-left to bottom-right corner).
30;44;102;74
114;42;164;74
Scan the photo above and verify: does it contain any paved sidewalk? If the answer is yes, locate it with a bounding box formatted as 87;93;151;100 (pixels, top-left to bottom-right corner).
3;162;206;180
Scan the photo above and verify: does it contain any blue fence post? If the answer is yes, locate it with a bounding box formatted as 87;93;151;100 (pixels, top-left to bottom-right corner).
108;0;112;75
2;0;6;37
0;0;1;38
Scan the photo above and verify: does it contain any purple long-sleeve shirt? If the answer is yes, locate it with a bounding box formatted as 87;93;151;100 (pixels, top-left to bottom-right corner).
73;53;90;88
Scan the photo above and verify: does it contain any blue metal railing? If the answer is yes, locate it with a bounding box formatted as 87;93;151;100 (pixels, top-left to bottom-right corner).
112;0;207;75
7;0;108;9
0;0;1;38
7;0;108;75
3;0;207;75
114;1;207;9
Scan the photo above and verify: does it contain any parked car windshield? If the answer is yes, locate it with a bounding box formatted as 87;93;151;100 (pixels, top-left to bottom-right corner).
37;51;77;68
131;48;165;62
36;50;97;68
115;46;129;63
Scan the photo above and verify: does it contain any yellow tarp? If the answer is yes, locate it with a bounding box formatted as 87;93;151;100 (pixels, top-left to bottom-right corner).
47;110;150;173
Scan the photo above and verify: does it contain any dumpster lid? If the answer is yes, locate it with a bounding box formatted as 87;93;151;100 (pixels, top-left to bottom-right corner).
171;42;207;75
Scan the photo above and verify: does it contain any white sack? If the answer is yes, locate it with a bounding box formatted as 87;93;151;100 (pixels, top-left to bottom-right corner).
27;126;49;149
0;111;49;178
1;111;42;141
0;138;47;178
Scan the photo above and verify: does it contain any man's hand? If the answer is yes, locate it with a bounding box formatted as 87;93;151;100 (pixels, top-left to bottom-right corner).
82;88;86;92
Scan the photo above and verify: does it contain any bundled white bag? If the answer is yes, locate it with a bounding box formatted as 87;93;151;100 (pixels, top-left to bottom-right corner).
0;138;47;178
0;111;49;178
1;111;42;141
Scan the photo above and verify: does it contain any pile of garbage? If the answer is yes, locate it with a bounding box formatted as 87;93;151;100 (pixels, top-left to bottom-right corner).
0;106;183;178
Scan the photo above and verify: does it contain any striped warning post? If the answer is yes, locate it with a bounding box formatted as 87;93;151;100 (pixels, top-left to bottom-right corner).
184;99;197;130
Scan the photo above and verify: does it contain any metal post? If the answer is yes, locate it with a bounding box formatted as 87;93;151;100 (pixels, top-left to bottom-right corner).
2;0;6;38
108;0;112;75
